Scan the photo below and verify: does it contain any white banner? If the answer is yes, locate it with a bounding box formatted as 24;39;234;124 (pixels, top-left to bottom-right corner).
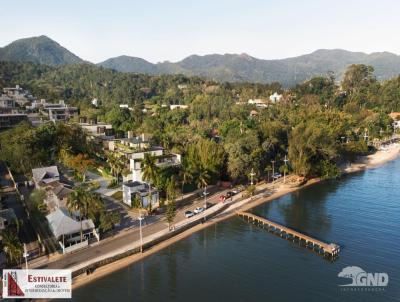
2;269;72;299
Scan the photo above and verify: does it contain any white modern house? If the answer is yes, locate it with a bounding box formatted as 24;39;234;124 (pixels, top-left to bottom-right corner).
129;148;181;182
122;180;159;208
28;100;78;122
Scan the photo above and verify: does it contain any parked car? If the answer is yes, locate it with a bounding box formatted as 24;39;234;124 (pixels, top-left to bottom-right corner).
194;207;204;214
232;186;245;194
199;190;210;197
272;173;282;179
226;191;234;198
185;210;194;218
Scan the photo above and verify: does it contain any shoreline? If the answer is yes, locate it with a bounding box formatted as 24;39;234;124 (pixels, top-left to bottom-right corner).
69;143;400;291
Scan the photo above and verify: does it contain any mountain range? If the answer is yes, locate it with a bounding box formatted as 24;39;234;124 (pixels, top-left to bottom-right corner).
1;35;400;86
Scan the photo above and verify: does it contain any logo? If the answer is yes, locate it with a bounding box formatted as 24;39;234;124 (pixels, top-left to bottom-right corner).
2;269;71;299
338;266;389;288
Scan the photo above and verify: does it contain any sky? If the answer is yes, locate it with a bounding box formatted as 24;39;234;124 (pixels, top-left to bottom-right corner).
1;0;400;63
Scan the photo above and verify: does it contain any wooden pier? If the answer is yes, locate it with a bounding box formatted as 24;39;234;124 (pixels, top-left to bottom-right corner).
237;211;340;257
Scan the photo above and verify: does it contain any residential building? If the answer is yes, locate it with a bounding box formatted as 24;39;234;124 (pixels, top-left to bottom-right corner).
129;148;181;182
269;92;283;103
0;209;17;230
32;166;60;189
122;180;159;208
248;98;268;108
28;100;78;122
46;208;99;254
0;94;15;109
3;85;35;107
170;104;189;110
0;113;28;128
44;182;74;212
109;132;152;157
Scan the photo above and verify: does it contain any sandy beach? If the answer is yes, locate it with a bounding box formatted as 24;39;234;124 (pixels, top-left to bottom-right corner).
343;143;400;173
69;143;400;290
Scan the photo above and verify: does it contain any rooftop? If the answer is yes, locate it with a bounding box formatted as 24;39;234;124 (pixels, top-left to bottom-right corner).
46;208;95;238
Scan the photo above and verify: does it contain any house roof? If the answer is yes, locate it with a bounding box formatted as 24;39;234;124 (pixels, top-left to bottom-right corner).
389;112;400;120
32;166;59;184
52;184;73;200
46;208;95;238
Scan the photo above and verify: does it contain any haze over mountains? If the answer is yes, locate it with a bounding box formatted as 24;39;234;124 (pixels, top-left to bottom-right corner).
1;35;400;87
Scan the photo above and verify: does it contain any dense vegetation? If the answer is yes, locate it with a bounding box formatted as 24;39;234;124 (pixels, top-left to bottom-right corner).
0;61;399;185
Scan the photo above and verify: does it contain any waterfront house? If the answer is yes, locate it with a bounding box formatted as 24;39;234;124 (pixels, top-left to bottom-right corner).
122;180;159;208
46;208;99;254
32;166;60;189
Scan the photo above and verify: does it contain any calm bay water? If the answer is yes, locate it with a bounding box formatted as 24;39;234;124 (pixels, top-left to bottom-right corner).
72;158;400;302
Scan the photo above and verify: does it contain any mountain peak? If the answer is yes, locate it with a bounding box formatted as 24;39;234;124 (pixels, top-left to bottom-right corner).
0;35;84;66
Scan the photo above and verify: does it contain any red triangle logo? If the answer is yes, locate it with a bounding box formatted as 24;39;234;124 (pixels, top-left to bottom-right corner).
7;272;24;297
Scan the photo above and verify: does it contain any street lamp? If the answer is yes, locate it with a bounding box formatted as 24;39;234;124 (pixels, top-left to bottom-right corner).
250;168;255;186
138;211;144;253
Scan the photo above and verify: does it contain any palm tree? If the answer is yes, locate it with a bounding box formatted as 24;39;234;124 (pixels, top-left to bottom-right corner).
107;153;125;184
83;191;104;222
141;153;159;211
179;164;193;200
66;187;86;242
2;229;23;265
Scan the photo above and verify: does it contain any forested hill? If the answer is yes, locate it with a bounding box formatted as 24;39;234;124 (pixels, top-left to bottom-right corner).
98;50;400;86
2;36;400;86
0;36;84;66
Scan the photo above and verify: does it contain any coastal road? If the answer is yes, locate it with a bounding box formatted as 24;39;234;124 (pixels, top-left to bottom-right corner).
33;187;233;270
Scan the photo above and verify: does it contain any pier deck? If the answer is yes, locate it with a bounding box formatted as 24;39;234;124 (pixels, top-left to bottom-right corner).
237;211;340;256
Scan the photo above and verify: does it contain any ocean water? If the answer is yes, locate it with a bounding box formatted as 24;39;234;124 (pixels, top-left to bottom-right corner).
72;158;400;302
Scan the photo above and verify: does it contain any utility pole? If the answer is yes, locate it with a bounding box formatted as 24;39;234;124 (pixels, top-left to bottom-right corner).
271;160;275;183
283;155;289;183
204;185;207;221
23;243;29;270
250;168;255;186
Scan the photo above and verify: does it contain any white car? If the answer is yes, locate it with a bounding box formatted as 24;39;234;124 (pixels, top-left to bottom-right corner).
185;210;194;218
194;207;204;214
